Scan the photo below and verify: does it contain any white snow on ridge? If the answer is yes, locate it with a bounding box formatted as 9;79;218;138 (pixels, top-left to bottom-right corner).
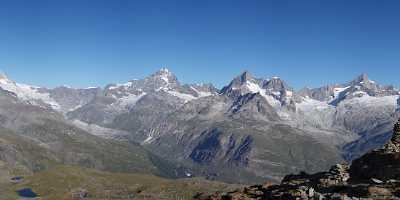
352;91;367;96
333;86;350;98
164;85;215;103
297;97;333;111
167;90;197;102
0;77;60;110
295;97;337;130
17;83;61;110
197;91;212;97
141;128;158;145
246;81;264;94
294;94;399;132
245;81;282;107
108;82;133;90
86;86;99;89
158;68;171;84
142;135;153;144
343;94;398;106
113;92;146;108
190;86;213;97
160;74;170;84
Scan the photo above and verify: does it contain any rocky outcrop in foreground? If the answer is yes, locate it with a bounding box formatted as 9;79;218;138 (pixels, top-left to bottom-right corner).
195;119;400;200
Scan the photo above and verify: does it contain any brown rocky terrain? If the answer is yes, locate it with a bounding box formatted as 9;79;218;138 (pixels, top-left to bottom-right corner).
195;119;400;200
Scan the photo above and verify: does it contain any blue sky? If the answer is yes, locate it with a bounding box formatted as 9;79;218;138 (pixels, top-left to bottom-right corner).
0;0;399;89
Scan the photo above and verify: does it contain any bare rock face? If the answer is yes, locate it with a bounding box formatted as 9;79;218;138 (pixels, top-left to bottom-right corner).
196;119;400;200
387;119;400;151
349;119;400;182
349;151;400;182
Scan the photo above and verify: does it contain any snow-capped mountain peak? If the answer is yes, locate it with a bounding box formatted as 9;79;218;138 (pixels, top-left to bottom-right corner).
151;67;178;85
238;70;253;82
348;73;376;86
235;71;254;85
220;71;295;109
221;71;260;94
299;73;399;105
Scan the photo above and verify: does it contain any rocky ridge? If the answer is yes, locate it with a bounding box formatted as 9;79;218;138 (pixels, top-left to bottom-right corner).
0;69;399;183
196;119;400;200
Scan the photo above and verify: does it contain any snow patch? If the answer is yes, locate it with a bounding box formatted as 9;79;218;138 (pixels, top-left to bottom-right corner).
344;94;399;106
158;68;171;84
141;129;158;145
85;86;99;89
0;77;60;110
333;86;350;98
244;81;282;107
246;81;264;94
190;86;213;97
167;90;197;102
297;97;333;111
108;82;133;90
160;74;169;84
113;92;146;108
142;135;153;144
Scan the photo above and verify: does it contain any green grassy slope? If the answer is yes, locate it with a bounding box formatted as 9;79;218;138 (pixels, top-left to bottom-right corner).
2;165;236;200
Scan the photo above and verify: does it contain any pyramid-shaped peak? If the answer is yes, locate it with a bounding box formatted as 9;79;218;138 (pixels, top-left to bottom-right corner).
235;70;254;83
357;73;369;82
349;73;376;86
220;71;257;95
149;67;178;85
241;70;252;78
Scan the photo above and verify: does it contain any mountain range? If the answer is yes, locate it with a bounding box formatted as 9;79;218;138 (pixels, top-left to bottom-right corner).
0;68;399;187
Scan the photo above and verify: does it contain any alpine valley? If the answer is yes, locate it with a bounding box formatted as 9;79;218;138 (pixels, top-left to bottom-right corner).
0;68;399;199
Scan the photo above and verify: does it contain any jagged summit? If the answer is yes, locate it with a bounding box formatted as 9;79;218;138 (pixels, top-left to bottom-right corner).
263;76;291;92
153;67;173;77
148;67;179;85
356;73;369;82
219;71;296;108
348;73;376;86
159;67;170;73
220;71;258;96
298;72;399;104
224;71;256;88
237;70;253;83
